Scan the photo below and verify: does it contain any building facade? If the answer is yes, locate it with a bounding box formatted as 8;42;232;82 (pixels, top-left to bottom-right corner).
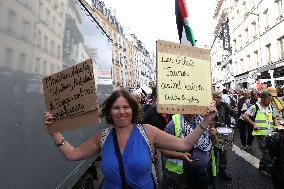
89;0;155;89
0;0;65;77
212;0;284;90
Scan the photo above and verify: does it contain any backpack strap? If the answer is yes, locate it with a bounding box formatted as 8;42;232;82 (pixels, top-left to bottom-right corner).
253;104;259;120
136;124;154;161
100;127;112;148
136;124;158;189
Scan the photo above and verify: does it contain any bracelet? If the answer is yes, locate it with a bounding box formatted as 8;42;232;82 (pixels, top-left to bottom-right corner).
199;123;206;131
55;138;66;147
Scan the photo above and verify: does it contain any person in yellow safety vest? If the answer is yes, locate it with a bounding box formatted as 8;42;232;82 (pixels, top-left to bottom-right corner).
243;91;280;177
160;114;217;189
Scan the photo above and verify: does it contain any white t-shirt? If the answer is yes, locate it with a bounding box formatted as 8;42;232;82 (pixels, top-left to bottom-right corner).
244;101;276;130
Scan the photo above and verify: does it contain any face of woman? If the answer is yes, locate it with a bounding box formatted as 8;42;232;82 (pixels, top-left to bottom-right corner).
111;96;133;127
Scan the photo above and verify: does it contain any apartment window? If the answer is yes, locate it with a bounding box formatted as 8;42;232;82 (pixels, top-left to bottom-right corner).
247;55;251;69
242;2;247;17
239;34;242;48
53;0;59;9
22;0;32;8
46;9;50;25
57;45;61;58
44;35;48;51
42;60;47;76
266;43;271;63
38;1;43;19
263;9;269;28
4;48;13;67
240;59;244;72
50;40;55;55
275;0;283;18
35;58;41;73
19;53;27;70
278;36;284;59
50;64;55;74
233;39;237;52
37;30;42;47
245;28;249;44
7;10;16;32
52;17;56;29
252;21;257;38
254;50;259;66
21;20;30;41
237;10;240;21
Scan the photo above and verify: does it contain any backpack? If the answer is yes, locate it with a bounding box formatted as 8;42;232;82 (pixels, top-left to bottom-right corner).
251;103;259;121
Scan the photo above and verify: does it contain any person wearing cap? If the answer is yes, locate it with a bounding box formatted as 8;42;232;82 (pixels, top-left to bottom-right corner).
267;87;284;120
243;91;280;177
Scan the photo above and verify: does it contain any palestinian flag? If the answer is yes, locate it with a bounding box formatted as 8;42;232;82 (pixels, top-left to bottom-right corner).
175;0;196;46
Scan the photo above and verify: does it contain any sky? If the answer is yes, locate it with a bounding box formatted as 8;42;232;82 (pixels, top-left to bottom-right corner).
86;0;215;52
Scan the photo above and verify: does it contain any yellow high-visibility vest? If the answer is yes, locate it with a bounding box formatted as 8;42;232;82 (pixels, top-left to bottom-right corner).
252;104;274;136
165;114;184;174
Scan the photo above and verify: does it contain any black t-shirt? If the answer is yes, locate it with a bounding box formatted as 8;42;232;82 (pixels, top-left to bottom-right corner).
143;105;171;130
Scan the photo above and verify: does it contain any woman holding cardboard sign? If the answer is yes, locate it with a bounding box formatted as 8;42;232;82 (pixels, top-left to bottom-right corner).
44;89;217;189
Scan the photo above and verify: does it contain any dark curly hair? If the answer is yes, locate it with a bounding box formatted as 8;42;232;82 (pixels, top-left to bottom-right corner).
100;89;143;124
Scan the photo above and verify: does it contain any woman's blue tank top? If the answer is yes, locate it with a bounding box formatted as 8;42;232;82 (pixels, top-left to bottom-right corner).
101;125;154;189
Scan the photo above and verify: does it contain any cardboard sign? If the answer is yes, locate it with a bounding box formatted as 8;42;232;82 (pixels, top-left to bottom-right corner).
42;59;99;132
156;40;212;115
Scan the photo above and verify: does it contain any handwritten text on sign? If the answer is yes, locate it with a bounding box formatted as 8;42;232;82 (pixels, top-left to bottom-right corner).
43;59;98;122
157;53;211;106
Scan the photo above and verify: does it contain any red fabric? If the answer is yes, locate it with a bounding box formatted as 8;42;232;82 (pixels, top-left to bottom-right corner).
177;0;189;19
256;80;262;91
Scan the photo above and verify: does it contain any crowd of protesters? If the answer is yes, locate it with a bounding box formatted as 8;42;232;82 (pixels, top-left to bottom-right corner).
127;85;284;189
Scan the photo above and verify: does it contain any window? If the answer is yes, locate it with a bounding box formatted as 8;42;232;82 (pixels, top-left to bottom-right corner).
240;59;244;72
252;21;257;38
4;48;13;67
57;45;61;58
233;39;237;52
37;30;42;47
266;43;271;63
254;50;259;66
21;20;30;41
7;10;16;32
245;28;249;44
50;40;55;55
46;9;50;25
50;63;55;74
263;9;269;28
275;0;283;18
247;55;251;69
44;35;48;51
278;36;284;59
52;16;56;29
242;2;247;17
42;60;47;76
22;0;32;8
239;34;242;48
19;53;27;70
38;1;43;19
35;58;41;73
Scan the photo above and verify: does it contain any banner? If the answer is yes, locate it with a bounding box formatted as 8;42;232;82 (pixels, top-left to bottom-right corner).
156;40;212;114
42;59;99;132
